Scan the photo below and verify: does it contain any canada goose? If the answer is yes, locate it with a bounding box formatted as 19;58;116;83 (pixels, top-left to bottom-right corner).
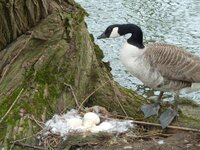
97;24;200;128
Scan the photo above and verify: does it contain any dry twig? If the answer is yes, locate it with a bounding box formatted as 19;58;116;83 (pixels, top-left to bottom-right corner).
111;80;128;117
10;142;43;150
78;79;111;111
0;88;24;123
43;134;62;150
110;114;200;133
132;120;200;132
11;130;43;143
115;95;128;117
28;115;45;129
10;130;44;150
132;133;173;139
64;83;79;108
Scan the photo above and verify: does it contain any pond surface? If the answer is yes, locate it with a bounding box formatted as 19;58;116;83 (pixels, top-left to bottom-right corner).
75;0;200;103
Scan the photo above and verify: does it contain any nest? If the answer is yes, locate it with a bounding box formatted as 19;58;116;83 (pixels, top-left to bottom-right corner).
43;133;62;150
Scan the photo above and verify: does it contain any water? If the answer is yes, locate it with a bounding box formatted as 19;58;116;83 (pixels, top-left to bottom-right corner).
75;0;200;103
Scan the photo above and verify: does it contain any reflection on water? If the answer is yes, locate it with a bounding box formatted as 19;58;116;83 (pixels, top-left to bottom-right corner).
75;0;200;103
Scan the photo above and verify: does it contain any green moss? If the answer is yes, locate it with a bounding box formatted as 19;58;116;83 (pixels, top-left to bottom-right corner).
90;34;104;60
67;0;88;15
178;112;200;129
90;34;112;72
63;0;86;38
0;87;23;139
22;58;76;117
64;14;73;38
175;97;199;107
90;68;99;83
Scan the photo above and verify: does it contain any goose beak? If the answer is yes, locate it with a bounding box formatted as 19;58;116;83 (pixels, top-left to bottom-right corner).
97;32;107;39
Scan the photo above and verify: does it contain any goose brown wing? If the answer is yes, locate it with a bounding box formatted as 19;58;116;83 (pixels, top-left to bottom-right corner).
145;43;200;82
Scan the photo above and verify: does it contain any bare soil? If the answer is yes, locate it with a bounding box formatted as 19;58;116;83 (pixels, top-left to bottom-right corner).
68;126;200;150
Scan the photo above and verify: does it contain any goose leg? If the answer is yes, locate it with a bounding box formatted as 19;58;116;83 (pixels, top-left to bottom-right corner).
159;102;178;129
141;91;164;118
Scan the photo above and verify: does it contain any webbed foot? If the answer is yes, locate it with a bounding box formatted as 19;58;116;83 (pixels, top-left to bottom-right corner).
159;108;178;129
141;103;160;118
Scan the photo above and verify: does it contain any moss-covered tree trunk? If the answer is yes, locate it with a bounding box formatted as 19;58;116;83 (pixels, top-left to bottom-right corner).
0;0;200;149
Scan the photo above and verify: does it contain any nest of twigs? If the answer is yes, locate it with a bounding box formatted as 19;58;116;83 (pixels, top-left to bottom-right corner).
43;133;62;150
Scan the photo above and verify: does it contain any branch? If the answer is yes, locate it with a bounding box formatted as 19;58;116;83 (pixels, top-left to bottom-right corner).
111;114;200;132
78;79;111;111
10;142;44;150
0;88;24;123
64;83;79;109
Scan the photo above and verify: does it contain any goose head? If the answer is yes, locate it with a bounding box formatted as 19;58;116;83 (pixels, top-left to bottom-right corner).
97;24;121;39
97;24;144;49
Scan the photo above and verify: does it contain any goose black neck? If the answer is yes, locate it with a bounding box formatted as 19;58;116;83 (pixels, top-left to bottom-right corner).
119;24;144;49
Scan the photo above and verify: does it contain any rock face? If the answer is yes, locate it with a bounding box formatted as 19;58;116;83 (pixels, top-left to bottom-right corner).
0;0;49;51
0;0;200;148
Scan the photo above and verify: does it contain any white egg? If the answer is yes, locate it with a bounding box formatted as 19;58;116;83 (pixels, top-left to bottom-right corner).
98;122;113;130
90;122;113;133
90;125;101;133
83;112;100;125
67;118;82;129
83;121;96;129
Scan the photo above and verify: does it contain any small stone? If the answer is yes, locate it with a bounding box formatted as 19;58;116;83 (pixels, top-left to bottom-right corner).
123;146;133;150
157;140;165;145
184;139;189;143
19;108;26;117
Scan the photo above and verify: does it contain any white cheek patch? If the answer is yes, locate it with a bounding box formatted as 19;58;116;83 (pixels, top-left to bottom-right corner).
109;27;120;38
